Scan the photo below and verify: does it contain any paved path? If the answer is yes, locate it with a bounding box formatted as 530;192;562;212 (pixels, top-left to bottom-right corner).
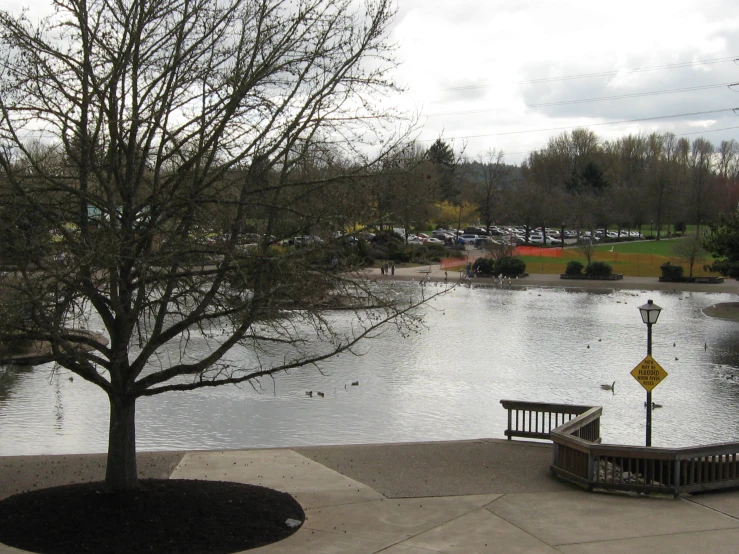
368;261;739;296
175;441;739;553
3;439;739;553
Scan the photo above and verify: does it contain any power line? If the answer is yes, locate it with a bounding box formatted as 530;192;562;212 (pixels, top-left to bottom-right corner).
496;125;739;160
677;124;739;136
425;83;733;118
443;55;738;91
432;108;738;141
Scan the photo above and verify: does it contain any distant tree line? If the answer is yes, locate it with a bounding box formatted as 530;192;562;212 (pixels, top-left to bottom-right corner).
346;130;739;239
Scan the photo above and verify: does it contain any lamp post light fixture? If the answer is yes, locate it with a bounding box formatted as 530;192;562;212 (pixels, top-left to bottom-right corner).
638;299;662;446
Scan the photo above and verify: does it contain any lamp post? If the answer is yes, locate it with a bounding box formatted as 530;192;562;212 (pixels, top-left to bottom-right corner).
639;299;662;447
560;222;565;250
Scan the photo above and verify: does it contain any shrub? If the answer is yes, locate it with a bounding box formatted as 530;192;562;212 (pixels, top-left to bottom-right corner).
356;238;370;257
348;240;374;266
371;230;404;250
390;250;411;263
2;333;31;354
473;257;496;276
565;260;584;275
660;261;684;279
424;243;447;261
408;245;429;263
496;256;526;277
585;261;612;276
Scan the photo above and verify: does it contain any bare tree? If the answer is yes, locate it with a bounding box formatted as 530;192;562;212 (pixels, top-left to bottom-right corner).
472;148;509;233
645;133;674;240
671;232;706;278
486;240;515;261
687;137;717;234
716;139;739;212
717;139;739;180
508;177;545;242
0;0;439;492
378;142;436;240
605;134;648;232
578;239;597;266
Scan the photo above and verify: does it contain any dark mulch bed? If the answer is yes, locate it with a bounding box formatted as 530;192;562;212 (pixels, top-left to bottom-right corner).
0;479;304;553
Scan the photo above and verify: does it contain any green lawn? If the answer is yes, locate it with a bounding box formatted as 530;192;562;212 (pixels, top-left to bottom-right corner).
591;237;694;256
517;237;717;277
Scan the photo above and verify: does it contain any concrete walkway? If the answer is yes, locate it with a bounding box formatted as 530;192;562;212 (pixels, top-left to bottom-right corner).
2;439;739;552
168;440;739;553
369;260;739;296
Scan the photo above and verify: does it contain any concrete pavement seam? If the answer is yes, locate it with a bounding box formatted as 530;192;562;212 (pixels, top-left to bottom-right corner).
399;506;496;553
481;495;564;551
481;492;508;508
682;495;739;524
352;503;509;553
551;524;739;548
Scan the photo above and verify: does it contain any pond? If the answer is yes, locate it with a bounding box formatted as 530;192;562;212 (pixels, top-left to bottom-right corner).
1;284;738;456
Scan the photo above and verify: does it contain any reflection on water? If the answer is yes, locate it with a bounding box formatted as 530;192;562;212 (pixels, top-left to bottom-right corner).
0;365;33;401
1;285;739;455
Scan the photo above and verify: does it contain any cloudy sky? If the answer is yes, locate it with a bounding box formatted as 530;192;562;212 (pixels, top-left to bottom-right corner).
4;0;739;165
389;0;739;164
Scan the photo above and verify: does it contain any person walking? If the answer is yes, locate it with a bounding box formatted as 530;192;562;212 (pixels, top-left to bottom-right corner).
391;263;395;275
380;264;385;275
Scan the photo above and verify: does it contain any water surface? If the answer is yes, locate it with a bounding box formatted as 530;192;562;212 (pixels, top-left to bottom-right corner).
1;284;738;455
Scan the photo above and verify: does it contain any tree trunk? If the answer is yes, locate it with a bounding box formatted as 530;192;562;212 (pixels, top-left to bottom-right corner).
105;394;138;491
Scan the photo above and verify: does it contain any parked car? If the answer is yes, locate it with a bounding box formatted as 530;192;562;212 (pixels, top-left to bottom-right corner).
465;227;490;236
432;231;455;242
482;237;508;248
457;234;480;245
301;235;323;244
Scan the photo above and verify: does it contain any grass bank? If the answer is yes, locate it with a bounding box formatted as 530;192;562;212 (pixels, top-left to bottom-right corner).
516;237;718;277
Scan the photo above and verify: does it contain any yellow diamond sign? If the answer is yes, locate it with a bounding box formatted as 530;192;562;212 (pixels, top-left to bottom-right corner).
630;355;668;392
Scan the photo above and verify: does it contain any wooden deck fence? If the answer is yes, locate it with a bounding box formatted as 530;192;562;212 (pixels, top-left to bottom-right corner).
501;400;739;496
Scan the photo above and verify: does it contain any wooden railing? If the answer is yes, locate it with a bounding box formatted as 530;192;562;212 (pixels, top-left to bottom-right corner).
499;400;596;441
501;399;739;495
